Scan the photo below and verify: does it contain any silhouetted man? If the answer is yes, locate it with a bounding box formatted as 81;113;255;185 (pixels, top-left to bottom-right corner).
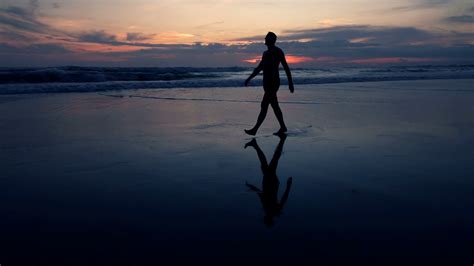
245;135;293;227
244;32;294;136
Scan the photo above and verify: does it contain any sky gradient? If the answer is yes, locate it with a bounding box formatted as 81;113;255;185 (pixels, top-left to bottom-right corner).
1;0;473;67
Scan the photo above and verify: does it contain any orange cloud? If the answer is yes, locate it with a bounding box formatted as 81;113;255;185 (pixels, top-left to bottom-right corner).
349;37;374;43
286;55;314;64
63;42;147;53
242;54;314;64
144;31;195;44
242;56;260;63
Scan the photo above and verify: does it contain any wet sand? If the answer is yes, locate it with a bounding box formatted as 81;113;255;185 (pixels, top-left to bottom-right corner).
1;79;473;265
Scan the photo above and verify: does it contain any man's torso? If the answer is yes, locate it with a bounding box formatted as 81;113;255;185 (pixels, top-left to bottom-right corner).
262;46;282;92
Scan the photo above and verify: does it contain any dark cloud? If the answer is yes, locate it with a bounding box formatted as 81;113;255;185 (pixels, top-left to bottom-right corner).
445;15;474;23
22;43;70;53
236;25;436;46
3;6;32;17
442;4;474;24
0;42;69;54
0;30;35;42
271;25;474;61
0;43;73;67
171;25;473;66
379;0;449;13
52;2;61;9
0;4;48;33
79;30;118;43
29;0;40;11
420;0;450;6
105;26;474;66
0;0;65;38
126;32;155;42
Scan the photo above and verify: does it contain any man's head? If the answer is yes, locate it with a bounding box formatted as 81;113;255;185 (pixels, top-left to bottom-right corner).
265;32;277;46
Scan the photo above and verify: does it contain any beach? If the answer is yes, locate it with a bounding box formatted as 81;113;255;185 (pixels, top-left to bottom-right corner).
1;79;473;264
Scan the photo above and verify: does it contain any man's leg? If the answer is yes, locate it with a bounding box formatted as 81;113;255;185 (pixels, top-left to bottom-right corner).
244;139;269;174
268;133;286;173
270;97;287;134
245;93;270;135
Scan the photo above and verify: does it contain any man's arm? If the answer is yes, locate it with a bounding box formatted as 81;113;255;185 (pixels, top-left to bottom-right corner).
245;182;262;193
245;60;263;86
280;51;294;93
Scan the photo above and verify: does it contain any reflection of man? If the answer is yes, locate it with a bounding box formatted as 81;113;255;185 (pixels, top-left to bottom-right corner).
244;32;294;136
245;134;292;227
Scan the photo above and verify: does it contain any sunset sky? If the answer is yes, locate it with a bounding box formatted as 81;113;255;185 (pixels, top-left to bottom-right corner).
1;0;473;66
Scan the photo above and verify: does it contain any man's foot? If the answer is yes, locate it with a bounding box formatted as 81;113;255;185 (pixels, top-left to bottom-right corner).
273;127;287;136
244;139;257;149
244;129;257;136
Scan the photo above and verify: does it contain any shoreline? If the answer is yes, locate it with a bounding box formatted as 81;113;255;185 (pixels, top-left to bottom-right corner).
1;76;473;95
0;78;472;98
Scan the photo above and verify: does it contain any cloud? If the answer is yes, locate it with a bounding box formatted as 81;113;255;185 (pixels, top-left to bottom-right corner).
226;25;474;66
0;42;73;66
443;5;474;24
418;0;450;7
0;3;48;33
235;25;436;46
17;43;70;54
0;30;34;42
445;15;474;23
126;32;156;42
0;0;70;45
1;3;473;69
389;0;450;12
29;0;40;10
102;26;474;67
79;30;118;43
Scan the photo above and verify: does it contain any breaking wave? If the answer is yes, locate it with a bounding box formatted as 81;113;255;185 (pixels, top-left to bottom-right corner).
0;65;473;94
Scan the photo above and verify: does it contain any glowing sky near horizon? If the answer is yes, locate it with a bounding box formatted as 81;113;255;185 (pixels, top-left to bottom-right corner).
0;0;473;66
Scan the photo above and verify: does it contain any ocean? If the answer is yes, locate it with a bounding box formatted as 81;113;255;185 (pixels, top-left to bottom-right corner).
1;64;473;94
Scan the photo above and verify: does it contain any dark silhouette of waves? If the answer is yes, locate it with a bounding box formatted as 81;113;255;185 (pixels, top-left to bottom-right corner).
0;65;473;94
0;66;246;84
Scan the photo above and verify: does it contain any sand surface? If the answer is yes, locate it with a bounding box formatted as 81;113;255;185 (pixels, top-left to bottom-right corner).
1;79;473;264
